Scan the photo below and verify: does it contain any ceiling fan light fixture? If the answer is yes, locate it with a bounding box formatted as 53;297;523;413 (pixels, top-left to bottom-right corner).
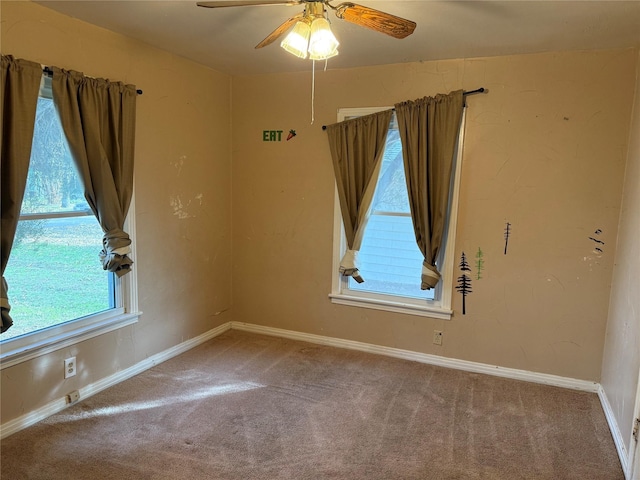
308;17;339;60
280;20;311;59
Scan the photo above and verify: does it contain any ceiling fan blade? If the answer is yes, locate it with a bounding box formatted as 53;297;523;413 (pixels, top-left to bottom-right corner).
197;1;301;8
255;13;304;48
334;3;416;39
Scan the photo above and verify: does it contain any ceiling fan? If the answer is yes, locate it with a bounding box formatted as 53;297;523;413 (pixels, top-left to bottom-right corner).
196;1;417;56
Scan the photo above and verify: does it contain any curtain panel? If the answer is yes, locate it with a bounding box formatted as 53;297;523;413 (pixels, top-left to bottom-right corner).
0;55;42;333
52;68;137;277
326;109;393;283
394;90;464;289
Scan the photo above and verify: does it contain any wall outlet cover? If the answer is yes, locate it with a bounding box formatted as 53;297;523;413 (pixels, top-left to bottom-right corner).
64;357;77;379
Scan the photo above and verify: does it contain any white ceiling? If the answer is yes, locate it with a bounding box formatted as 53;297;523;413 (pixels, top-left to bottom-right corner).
34;0;640;76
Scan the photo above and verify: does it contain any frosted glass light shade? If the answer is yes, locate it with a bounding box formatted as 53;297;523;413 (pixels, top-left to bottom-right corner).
308;18;339;60
280;21;311;59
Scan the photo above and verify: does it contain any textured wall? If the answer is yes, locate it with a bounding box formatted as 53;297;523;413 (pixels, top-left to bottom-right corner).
232;49;637;382
1;2;232;423
601;49;640;453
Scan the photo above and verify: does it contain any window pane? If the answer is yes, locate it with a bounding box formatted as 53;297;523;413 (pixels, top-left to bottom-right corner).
371;128;408;213
3;217;113;341
348;214;434;300
22;97;89;215
347;123;435;300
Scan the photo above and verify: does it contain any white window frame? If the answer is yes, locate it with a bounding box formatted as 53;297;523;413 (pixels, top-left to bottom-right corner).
0;75;141;369
329;106;466;320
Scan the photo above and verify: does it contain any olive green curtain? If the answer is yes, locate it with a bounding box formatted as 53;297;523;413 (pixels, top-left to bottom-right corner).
326;109;392;283
52;68;137;277
0;55;42;333
394;90;464;289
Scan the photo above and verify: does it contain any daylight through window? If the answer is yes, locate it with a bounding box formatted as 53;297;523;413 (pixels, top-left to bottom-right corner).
2;89;114;341
1;74;139;366
347;119;435;301
330;107;465;319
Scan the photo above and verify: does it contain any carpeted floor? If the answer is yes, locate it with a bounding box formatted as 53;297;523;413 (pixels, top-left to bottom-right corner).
1;330;624;479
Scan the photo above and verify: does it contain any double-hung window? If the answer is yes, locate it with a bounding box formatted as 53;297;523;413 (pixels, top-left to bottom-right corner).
330;107;465;320
0;75;139;367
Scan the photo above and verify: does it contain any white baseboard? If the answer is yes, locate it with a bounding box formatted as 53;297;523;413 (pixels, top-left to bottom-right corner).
0;397;69;441
231;321;599;393
598;385;631;479
0;322;231;440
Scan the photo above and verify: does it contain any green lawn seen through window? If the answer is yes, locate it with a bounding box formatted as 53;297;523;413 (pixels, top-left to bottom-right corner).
2;217;112;341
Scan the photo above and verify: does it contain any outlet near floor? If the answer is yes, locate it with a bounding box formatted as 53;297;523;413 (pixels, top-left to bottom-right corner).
433;330;443;346
66;390;80;404
64;356;77;379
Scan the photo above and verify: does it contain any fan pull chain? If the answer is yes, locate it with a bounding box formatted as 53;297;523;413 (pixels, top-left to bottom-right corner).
311;59;316;124
310;59;331;123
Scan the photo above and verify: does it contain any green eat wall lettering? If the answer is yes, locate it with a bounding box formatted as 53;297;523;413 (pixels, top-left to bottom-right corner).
263;130;283;141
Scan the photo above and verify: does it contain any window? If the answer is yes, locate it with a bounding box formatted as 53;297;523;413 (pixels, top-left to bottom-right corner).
0;76;139;368
329;107;465;319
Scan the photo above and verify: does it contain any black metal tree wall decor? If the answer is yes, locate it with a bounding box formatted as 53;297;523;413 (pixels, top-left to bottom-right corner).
504;221;512;255
589;228;605;254
456;251;473;315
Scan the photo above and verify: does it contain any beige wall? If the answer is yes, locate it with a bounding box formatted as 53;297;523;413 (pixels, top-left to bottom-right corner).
601;49;640;453
232;49;637;382
1;2;232;423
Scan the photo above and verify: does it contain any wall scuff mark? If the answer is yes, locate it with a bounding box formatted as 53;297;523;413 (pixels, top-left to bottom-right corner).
170;195;195;220
172;155;186;176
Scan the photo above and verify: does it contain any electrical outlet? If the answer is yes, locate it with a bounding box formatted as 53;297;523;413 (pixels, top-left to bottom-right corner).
64;357;77;379
66;390;80;404
433;330;443;346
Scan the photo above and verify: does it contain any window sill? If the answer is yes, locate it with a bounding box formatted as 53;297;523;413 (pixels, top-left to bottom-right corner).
329;293;452;320
0;311;142;369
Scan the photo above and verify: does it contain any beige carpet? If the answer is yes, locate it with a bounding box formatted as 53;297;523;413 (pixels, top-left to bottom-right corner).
1;330;623;479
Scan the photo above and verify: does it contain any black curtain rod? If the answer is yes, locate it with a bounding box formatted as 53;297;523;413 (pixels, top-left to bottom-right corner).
321;87;485;130
463;87;485;96
42;66;143;95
